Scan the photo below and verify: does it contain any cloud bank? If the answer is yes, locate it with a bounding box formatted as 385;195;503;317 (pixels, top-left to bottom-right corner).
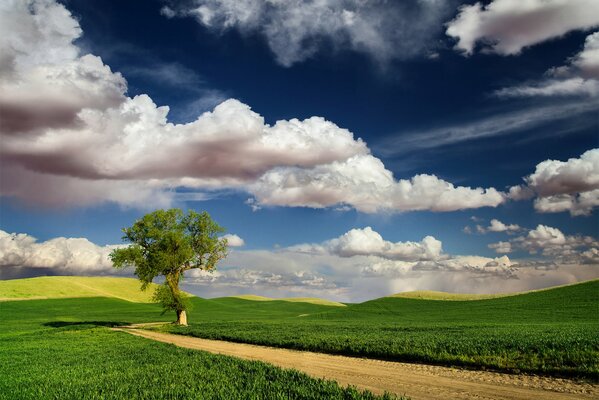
0;230;118;275
0;0;505;214
446;0;599;56
2;227;597;301
489;224;599;265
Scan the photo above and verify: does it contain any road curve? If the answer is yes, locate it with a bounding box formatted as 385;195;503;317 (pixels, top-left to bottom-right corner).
113;327;598;400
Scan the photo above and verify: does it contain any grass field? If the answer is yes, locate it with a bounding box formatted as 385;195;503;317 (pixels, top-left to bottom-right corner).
1;276;597;400
230;294;346;306
0;276;162;302
0;294;395;399
161;280;599;380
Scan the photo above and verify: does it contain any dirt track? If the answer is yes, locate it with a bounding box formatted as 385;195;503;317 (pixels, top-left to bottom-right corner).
114;326;598;400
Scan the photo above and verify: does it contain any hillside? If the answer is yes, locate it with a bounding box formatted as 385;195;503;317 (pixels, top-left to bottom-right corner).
162;279;599;378
389;280;598;301
389;290;509;301
228;294;346;307
0;276;164;303
321;279;599;324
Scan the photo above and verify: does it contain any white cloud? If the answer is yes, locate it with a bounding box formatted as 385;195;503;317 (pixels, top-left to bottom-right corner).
488;241;512;254
507;185;535;201
526;148;599;196
510;149;599;216
377;101;598;156
533;190;599;216
2;228;597;302
364;254;516;277
508;149;599;216
163;0;453;66
250;156;505;213
323;227;442;261
523;224;566;249
468;218;522;235
572;31;599;79
496;77;599;98
0;0;504;214
446;0;599;56
489;224;599;263
487;219;521;233
0;230;118;274
496;31;599;98
222;234;245;247
0;0;126;133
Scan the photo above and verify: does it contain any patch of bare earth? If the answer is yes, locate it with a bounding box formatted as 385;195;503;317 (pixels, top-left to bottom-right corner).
114;326;598;400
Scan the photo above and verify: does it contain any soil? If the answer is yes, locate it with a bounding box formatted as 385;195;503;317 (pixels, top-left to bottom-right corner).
114;325;598;400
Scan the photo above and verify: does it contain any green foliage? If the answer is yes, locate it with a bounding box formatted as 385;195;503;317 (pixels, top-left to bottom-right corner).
110;208;227;319
0;298;398;400
151;283;191;315
160;280;599;380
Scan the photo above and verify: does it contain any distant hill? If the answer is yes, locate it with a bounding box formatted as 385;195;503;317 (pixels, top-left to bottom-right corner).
389;280;598;301
227;294;346;307
0;276;169;303
389;291;510;301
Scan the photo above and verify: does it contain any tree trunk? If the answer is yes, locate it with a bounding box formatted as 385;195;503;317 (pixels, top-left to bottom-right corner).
176;309;188;326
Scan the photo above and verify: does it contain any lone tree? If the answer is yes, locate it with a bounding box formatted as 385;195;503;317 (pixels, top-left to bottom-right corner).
110;208;228;325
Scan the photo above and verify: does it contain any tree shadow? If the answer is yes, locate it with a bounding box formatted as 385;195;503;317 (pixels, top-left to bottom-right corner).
43;321;128;329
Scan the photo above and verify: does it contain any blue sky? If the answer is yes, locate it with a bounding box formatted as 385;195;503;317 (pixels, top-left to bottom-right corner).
0;0;598;300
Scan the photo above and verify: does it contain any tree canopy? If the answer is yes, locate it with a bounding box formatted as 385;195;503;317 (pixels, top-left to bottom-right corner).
110;209;228;325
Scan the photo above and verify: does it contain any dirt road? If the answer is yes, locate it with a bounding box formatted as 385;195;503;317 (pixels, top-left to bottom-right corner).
114;326;598;400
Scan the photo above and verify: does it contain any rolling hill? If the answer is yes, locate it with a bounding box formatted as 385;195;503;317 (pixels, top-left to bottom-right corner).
228;294;346;307
0;276;597;378
0;276;161;303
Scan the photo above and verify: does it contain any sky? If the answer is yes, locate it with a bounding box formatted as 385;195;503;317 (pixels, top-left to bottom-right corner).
0;0;598;301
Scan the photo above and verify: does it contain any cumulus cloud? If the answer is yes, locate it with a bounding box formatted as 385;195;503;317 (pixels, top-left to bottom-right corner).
464;218;521;235
489;224;598;264
0;230;118;274
307;227;444;261
222;234;245;247
0;0;126;134
250;157;505;213
487;219;521;233
286;227;520;279
446;0;599;56
525;149;599;196
496;32;599;98
0;0;504;214
534;190;599;216
162;0;454;67
509;149;599;216
474;219;521;235
488;241;512;254
2;228;597;301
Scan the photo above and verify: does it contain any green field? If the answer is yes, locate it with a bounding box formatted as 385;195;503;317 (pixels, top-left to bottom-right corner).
160;280;599;380
0;276;164;302
1;277;597;400
0;282;395;400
